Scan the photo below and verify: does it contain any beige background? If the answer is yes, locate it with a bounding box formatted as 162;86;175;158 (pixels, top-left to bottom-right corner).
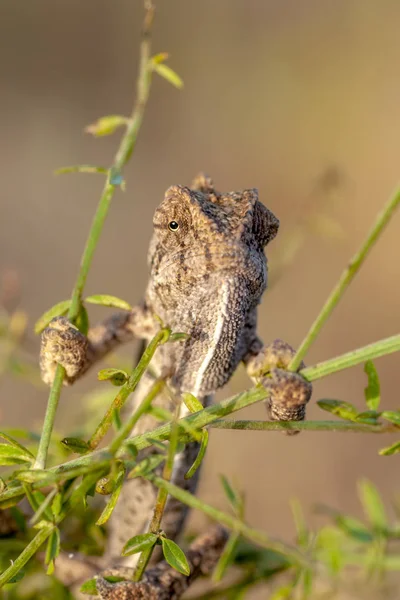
1;1;400;596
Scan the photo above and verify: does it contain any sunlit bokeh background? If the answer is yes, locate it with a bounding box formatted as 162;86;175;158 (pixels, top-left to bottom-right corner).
1;1;400;597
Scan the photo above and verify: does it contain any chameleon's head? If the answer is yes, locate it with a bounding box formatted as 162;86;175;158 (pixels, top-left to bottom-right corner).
149;173;279;290
147;174;280;395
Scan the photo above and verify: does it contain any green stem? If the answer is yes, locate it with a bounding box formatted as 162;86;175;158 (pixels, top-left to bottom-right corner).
0;525;54;587
109;378;166;455
33;2;155;470
289;186;400;372
3;334;400;506
33;366;65;469
303;334;400;382
149;475;310;568
209;420;399;433
134;406;181;580
89;328;169;450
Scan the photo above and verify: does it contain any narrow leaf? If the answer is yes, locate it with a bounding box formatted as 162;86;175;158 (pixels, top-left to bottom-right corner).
220;475;242;515
182;392;203;413
45;528;60;575
121;532;158;556
61;437;90;454
81;575;126;595
0;443;34;466
34;300;71;334
185;430;208;479
0;432;35;459
55;165;108;175
161;537;190;575
358;479;388;531
382;410;400;426
96;466;125;525
98;368;129;386
379;441;400;456
152;63;184;89
85;295;132;311
127;454;165;479
364;360;380;410
317;399;358;421
85;115;128;137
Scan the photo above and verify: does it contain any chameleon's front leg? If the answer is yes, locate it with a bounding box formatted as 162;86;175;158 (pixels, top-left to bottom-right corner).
40;306;157;385
244;339;312;433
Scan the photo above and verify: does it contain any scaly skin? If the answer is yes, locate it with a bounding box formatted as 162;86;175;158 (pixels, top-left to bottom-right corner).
40;174;312;598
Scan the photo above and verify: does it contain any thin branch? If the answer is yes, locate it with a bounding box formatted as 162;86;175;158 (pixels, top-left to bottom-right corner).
89;328;169;450
148;475;310;568
289;186;400;372
209;420;400;434
33;1;155;470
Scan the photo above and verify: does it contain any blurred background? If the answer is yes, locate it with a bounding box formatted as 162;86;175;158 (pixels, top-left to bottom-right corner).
1;0;400;597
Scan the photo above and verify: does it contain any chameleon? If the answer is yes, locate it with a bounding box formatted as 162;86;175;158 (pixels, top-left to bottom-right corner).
40;174;312;597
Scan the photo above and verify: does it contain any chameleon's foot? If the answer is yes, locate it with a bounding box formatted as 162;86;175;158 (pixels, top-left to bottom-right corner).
247;339;312;435
40;316;88;385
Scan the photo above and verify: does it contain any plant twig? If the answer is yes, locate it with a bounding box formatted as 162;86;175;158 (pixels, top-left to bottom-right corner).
89;328;169;450
148;475;310;568
134;405;181;580
289;186;400;372
2;334;400;506
209;420;400;433
33;1;155;470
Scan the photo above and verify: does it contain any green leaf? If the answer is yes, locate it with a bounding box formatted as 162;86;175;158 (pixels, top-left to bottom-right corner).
337;515;373;542
161;537;190;575
80;578;98;595
379;440;400;456
98;368;129;386
0;443;34;466
355;410;381;424
80;575;127;595
127;454;165;479
85;115;128;137
55;165;108;176
76;304;89;336
182;392;203;413
85;295;132;311
45;528;60;575
61;437;90;454
152;63;184;89
0;478;6;494
317;399;358;421
185;430;208;479
382;410;400;426
0;432;35;460
34;300;71;334
121;532;158;556
220;475;243;516
96;465;125;525
364;360;380;410
358;479;387;531
8;569;26;584
169;332;189;342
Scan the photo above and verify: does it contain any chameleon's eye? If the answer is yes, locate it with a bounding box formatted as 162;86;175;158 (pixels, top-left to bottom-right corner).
168;220;179;231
